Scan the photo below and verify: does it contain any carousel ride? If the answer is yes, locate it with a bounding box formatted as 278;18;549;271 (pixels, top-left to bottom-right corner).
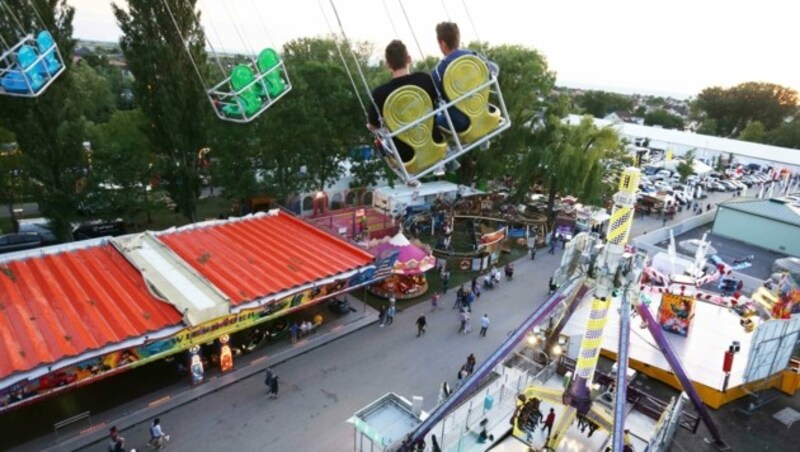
367;231;436;300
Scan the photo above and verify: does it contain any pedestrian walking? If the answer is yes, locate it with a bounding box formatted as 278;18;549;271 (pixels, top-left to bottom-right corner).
264;368;275;393
464;290;475;312
148;418;170;449
442;270;451;294
473;283;481;300
548;235;556;254
108;426;125;452
459;309;471;334
530;245;536;260
268;374;280;398
386;304;396;326
290;322;299;344
465;353;476;374
471;276;478;294
543;408;556;438
416;313;427;337
431;292;440;312
437;381;452;405
479;314;490;337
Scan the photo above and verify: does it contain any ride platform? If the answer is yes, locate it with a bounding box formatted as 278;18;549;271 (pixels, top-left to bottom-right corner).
562;293;794;408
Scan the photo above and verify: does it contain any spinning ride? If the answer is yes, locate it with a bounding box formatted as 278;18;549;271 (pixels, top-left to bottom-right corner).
368;232;436;299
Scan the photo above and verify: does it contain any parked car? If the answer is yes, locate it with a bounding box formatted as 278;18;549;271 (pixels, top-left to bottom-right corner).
0;232;44;254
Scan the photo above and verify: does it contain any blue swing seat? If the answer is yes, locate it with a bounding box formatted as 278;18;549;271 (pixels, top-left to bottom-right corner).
35;31;62;76
1;46;45;94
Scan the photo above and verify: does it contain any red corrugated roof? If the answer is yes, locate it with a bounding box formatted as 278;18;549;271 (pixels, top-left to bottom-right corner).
0;245;183;380
157;212;374;305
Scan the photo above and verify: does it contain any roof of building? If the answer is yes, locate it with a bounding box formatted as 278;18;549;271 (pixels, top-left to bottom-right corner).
719;197;800;227
157;211;375;305
567;114;800;167
0;244;183;380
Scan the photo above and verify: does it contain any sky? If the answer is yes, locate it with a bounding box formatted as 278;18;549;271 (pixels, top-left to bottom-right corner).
69;0;800;99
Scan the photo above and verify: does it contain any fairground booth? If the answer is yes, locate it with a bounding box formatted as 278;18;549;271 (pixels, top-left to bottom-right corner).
0;211;390;413
367;232;436;300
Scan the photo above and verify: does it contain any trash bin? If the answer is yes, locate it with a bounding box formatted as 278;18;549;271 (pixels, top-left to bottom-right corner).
484;395;494;411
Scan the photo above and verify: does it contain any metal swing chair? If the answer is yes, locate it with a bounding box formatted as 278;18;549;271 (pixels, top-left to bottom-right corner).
0;2;65;97
207;47;292;123
163;0;291;124
375;53;511;184
370;1;511;185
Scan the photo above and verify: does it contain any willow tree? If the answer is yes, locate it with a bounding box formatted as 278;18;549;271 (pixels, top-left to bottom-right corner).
113;0;210;221
0;0;86;241
516;98;621;217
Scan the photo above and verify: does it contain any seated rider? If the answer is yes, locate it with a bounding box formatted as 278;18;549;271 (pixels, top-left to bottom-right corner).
431;22;498;132
368;40;444;164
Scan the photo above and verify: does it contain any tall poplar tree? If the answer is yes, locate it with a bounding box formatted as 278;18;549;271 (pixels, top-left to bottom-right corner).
113;0;210;221
0;0;86;241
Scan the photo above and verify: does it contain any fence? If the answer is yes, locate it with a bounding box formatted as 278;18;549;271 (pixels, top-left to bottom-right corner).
429;364;530;452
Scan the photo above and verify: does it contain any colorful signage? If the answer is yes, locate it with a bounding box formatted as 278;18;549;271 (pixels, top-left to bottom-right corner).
658;293;695;337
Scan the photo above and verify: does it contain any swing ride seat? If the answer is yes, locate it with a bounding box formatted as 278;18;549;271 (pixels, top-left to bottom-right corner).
35;30;62;76
441;54;504;146
210;48;291;123
220;64;264;118
0;31;64;97
381;85;447;176
256;48;287;98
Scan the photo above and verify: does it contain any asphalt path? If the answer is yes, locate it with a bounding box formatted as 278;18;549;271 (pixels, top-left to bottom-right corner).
75;190;738;452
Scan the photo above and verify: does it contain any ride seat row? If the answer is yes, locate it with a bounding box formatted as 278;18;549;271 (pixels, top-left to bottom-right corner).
380;54;504;176
216;48;288;120
0;31;63;96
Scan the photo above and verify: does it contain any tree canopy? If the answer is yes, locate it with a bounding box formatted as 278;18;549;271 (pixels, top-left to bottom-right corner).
576;90;634;118
644;109;685;130
113;0;210;222
693;82;798;137
0;0;88;241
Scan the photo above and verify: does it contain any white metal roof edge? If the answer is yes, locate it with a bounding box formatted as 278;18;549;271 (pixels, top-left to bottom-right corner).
153;210;280;236
0;236;111;264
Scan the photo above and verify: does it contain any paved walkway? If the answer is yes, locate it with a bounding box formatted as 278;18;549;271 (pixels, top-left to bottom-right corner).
13;190;759;452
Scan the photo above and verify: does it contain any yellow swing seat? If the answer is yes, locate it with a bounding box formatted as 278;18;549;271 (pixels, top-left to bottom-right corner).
442;54;502;145
383;85;447;175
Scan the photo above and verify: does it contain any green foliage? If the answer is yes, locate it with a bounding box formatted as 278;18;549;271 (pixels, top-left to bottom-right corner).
114;0;210;222
0;0;87;242
694;82;798;137
766;118;800;149
466;44;555;185
87;109;153;225
576;90;634;118
737;121;766;143
68;61;116;124
644;109;685;130
675;149;696;183
515;97;621;215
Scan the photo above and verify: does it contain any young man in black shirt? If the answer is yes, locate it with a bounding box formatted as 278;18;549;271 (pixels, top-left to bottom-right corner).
367;40;444;163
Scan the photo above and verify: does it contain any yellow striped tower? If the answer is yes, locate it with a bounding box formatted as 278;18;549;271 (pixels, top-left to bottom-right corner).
565;167;641;414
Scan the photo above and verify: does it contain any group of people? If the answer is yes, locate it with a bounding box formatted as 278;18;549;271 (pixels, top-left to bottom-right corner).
108;418;169;451
367;22;494;160
512;395;557;444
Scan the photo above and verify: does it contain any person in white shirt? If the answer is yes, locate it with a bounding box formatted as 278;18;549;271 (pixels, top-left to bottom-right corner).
148;418;170;449
479;314;490;337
